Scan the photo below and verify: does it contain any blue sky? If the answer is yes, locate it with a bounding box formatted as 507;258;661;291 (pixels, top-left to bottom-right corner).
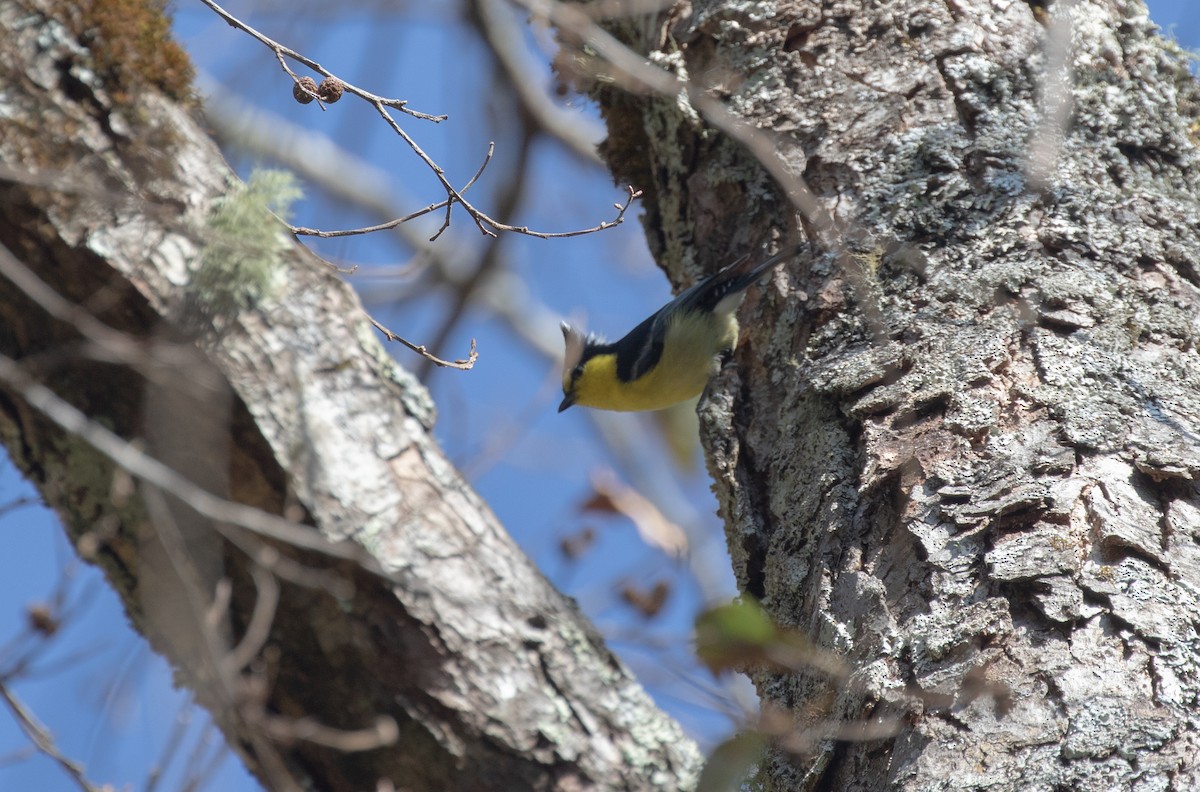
1;1;1197;789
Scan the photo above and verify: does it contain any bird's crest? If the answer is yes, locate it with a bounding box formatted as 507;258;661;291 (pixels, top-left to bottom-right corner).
560;322;601;387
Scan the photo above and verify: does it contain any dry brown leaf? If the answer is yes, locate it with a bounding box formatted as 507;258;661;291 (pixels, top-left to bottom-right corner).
583;469;688;557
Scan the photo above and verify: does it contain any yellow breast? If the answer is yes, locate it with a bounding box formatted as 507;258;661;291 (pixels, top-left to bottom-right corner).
575;312;739;412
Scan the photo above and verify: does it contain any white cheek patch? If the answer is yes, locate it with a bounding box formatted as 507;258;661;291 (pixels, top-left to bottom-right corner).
712;290;748;319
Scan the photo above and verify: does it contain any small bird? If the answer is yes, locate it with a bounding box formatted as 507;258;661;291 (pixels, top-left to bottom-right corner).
558;246;798;412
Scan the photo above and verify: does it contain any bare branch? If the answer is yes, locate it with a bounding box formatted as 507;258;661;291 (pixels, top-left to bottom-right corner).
496;184;643;239
193;81;583;363
198;0;635;241
0;683;101;792
221;564;280;677
472;0;605;166
0;348;385;572
257;713;400;753
367;316;479;370
289;199;454;239
198;0;445;122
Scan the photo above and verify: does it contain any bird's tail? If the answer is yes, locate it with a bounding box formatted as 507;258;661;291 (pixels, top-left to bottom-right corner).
725;243;803;292
676;244;801;316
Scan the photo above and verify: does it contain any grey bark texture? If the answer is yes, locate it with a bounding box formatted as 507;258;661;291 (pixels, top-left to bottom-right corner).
0;2;701;790
578;0;1200;790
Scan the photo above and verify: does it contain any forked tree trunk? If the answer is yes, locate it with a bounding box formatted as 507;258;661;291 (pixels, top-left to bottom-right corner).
580;0;1200;788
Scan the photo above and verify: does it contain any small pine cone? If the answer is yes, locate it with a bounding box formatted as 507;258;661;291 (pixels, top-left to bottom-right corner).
317;77;345;104
293;76;318;104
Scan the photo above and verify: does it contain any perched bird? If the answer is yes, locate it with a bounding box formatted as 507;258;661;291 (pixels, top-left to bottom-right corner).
558;246;798;412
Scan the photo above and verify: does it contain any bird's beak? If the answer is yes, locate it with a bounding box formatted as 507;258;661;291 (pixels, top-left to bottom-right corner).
557;394;575;413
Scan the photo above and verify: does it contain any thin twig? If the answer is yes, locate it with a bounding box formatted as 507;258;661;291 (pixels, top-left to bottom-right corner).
429;142;498;242
192;81;574;363
0;683;100;792
417;131;534;380
473;0;604;165
198;0;635;240
145;699;193;792
179;729;230;792
462;141;497;193
289;143;493;240
0;351;389;574
221;564;280;677
198;0;446;122
368;316;479;370
257;713;399;753
290;199;453;238
0;243;224;394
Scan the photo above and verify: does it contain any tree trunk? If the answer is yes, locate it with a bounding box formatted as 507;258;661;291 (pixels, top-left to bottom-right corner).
0;1;701;790
576;0;1200;789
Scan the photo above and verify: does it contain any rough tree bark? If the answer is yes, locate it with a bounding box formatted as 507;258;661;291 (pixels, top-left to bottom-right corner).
0;1;701;790
574;0;1200;789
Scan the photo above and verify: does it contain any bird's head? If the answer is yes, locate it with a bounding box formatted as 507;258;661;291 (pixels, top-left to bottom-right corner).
558;322;611;412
